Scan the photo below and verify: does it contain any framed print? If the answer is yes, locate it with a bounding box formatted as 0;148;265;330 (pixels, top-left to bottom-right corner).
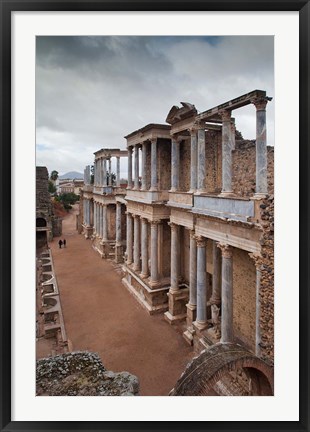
1;0;309;431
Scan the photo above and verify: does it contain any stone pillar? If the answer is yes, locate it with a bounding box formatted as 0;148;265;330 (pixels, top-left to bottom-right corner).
195;236;208;329
141;142;147;190
218;243;233;343
249;253;262;357
253;98;269;197
150;138;158;191
197;126;206;194
116;202;121;244
210;240;221;306
157;221;163;278
102;205;108;241
231;118;236;150
103;158;107;187
220;109;233;196
97;203;100;235
92;202;95;231
133;215;140;271
150;220;160;286
126;212;133;265
134;145;140;190
189;129;198;192
169;222;179;292
127;147;133;189
140;218;148;278
90;200;94;226
116;156;120;187
170;137;180;192
99;158;102;186
108;158;112;186
189;230;197;306
100;205;103;238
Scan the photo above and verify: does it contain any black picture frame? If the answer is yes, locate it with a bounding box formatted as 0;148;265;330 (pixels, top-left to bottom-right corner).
1;1;309;431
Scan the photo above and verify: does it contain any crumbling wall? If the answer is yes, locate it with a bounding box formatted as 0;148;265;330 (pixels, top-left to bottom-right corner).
232;142;274;197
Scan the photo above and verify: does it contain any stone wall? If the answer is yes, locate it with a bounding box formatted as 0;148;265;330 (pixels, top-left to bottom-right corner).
179;139;191;192
258;195;274;364
232;247;256;351
206;130;222;193
107;204;116;240
232;142;274;197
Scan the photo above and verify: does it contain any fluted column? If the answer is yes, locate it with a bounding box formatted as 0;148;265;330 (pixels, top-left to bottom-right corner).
116;202;121;244
210;240;221;305
140;218;148;278
97;203;100;235
100;205;103;238
133;215;140;271
231;118;236;150
108;158;112;186
189;128;198;192
150;138;158;191
150;220;160;286
92;202;95;231
218;243;233;343
90;200;94;226
126;212;133;265
134;145;140;190
170;138;180;192
102;205;108;241
99;158;102;186
116;157;120;187
103;158;107;187
169;222;179;292
220;109;233;196
195;236;207;329
197;126;206;193
253;97;269;197
249;253;263;357
189;230;197;306
141;142;147;190
127;147;133;189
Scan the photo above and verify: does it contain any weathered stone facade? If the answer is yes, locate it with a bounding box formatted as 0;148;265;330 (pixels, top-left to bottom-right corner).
79;90;274;395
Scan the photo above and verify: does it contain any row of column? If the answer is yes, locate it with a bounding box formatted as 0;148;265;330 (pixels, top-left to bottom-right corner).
94;156;121;188
92;201;123;245
126;213;161;286
171;98;269;197
127;139;158;191
83;199;92;226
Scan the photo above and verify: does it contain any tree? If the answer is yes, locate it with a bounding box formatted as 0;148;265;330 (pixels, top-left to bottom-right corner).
48;180;57;194
90;165;94;185
50;170;59;181
55;192;79;210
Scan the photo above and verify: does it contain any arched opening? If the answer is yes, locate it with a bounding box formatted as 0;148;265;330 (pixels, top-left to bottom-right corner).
36;217;47;227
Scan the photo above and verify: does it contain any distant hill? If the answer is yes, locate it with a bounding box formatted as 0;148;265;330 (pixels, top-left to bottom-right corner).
59;171;83;180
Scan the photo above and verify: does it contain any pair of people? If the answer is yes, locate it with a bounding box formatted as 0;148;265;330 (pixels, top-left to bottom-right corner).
58;239;67;249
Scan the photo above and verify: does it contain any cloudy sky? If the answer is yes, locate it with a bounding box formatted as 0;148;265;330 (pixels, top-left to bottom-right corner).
36;36;274;177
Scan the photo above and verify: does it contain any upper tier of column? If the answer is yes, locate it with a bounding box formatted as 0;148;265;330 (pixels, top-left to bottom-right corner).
93;149;128;188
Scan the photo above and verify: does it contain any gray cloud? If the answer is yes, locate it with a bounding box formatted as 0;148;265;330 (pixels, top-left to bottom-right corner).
36;36;274;175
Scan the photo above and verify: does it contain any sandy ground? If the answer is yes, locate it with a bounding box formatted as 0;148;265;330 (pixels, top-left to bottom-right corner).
48;205;193;396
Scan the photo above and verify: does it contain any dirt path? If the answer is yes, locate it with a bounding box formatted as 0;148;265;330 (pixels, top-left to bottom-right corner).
49;205;193;396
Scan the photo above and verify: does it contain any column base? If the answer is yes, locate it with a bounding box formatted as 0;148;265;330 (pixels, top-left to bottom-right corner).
166;286;189;321
183;327;196;346
149;187;158;192
219;191;235;198
139;272;149;280
193;320;208;331
149;279;161;288
186;303;197;327
164;310;187;325
253;193;268;200
194;189;207;196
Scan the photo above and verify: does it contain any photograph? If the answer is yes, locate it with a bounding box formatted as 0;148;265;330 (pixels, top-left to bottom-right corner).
35;35;275;397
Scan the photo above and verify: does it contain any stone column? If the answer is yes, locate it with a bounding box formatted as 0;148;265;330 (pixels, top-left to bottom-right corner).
134;145;140;190
116;202;121;244
218;243;233;343
210;240;221;306
108;158;112;186
102;205;108;241
150;220;160;286
116;157;120;187
133;215;140;271
231;118;236;150
92;202;95;231
220;109;233;196
127;147;133;189
99;204;103;238
141;142;147;190
253;98;269;197
189;128;198;192
249;253;262;357
150;138;158;191
197;126;206;194
189;230;197;306
97;203;100;235
170;137;180;192
140;217;148;278
90;200;94;226
169;222;179;292
195;236;208;329
126;212;133;265
103;158;107;187
99;158;102;186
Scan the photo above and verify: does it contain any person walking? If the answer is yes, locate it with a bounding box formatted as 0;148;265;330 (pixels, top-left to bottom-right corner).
63;239;66;248
58;239;63;249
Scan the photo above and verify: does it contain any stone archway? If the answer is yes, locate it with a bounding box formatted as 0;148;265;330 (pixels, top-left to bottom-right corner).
170;343;273;396
36;217;47;227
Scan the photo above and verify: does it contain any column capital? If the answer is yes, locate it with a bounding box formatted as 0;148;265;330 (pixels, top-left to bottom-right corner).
219;109;232;121
140;217;149;224
171;134;184;144
127;146;133;153
217;243;232;258
251;96;272;111
168;221;179;232
248;252;263;269
185;228;196;238
132;213;140;219
125;211;132;216
151;219;161;225
195;235;207;248
150;137;157;145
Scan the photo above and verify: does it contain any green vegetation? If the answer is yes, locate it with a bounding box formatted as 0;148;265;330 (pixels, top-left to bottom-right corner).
48;180;57;194
50;170;59;181
55;192;79;210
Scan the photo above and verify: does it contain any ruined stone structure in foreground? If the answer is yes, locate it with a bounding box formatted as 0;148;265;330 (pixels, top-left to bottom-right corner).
80;90;274;396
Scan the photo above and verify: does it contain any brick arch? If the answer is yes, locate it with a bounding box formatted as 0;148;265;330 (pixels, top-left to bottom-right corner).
170;343;273;396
